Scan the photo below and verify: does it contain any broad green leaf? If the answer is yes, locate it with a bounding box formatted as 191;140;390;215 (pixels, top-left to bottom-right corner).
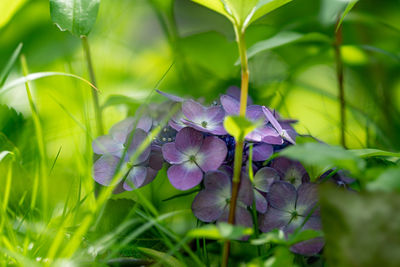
336;0;359;31
191;0;232;21
137;247;184;267
0;43;23;88
287;229;323;246
320;0;353;26
50;0;100;37
366;168;400;193
0;0;27;29
249;0;292;26
351;148;400;159
224;115;260;141
101;94;141;110
280;143;365;180
320;185;400;267
188;222;253;240
244;32;331;63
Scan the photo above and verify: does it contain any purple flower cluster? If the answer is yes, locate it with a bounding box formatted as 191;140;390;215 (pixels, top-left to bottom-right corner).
92;87;335;255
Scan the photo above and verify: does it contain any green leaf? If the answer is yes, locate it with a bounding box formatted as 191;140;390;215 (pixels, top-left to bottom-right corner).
251;229;286;245
188;222;253;240
101;94;141;110
336;0;359;31
320;185;400;267
249;0;292;26
244;31;331;64
366;168;400;193
137;247;184;267
0;43;23;88
350;148;400;159
287;229;323;246
223;115;260;141
264;246;295;267
280;143;365;180
191;0;232;21
50;0;100;37
0;151;13;162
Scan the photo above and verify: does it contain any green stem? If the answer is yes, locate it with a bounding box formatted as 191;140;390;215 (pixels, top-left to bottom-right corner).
221;26;250;267
81;36;104;136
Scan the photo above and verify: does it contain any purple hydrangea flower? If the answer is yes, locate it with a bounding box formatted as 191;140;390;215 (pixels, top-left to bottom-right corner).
181;100;227;135
271;157;310;187
252;167;280;213
251;143;274;162
192;170;253;227
262;106;296;144
162;127;227;190
259;181;324;255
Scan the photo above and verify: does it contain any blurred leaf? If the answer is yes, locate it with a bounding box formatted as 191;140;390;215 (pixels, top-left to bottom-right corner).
320;0;353;26
366;168;400;193
264;246;295;267
102;94;141;110
320;185;400;267
0;0;27;28
0;151;13;162
280;143;365;180
188;222;253;240
137;247;184;267
224;115;260;141
351;149;400;159
251;229;286;245
359;45;400;62
191;0;232;20
0;43;23;88
0;105;25;144
50;0;100;37
336;0;359;31
244;32;331;64
287;229;323;246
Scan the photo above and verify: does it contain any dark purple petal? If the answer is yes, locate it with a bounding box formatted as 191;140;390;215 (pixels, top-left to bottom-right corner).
271;157;308;188
220;95;239;115
218;205;253;228
255;189;268;213
192;190;227;222
262;106;283;133
175;127;203;155
197;137;227;172
253;167;280;192
149;148;164;170
126;129;151;164
203;171;231;197
182;100;205;122
288;217;324;256
93;155;120;186
123;166;147;190
156;89;184;102
161;143;186;164
218;165;233;178
259;207;291;233
267;181;297;211
252;143;273;162
296;183;319;216
109;118;134;144
238;174;254;206
92;135;124;156
167;162;203;190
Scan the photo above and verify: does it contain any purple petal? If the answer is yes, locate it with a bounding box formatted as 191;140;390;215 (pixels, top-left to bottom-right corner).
220;95;239;115
226;86;253;105
260;127;283;145
255;189;268;213
238;174;254;206
262;106;283;134
252;143;273;162
296;183;319;216
175;127;203;155
259;207;291;233
126;129;151;164
181;120;227;135
192;190;227;222
203;171;231;197
246;105;264;121
218;165;233;178
288;217;324;256
169;110;186;131
156;89;184;102
161;143;186;164
271;157;308;188
92;135;124;156
136;115;153;132
167;162;203;190
197;136;227;172
149;148;164;170
182;100;205;122
267;181;297;211
253;167;280;192
93;155;120;186
206;106;225;123
218;205;253;228
109;118;134;144
123;166;147;190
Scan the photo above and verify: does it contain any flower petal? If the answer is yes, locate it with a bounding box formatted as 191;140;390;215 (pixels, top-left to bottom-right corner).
92;135;124;156
255;189;268;213
156;89;184;102
218;205;253;228
296;183;319;216
167;162;203;190
203;171;231;198
175;127;203;156
238;174;253;206
109;118;134;143
123;166;147;190
192;190;227;222
136;115;153;132
93;155;120;186
252;143;273;162
254;167;280;192
149;147;164;170
267;181;297;211
226;86;253;105
220;94;239;115
288;217;324;256
182;99;205;122
247;105;264;121
206;106;225;123
197;136;227;172
259;207;291;233
126;129;151;164
162;143;186;164
262;106;283;133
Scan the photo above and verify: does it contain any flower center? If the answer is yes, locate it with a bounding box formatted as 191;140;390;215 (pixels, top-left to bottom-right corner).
290;210;299;220
189;155;196;163
201;121;208;128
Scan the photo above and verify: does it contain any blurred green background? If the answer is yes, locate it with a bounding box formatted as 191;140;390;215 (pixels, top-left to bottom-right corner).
1;0;400;263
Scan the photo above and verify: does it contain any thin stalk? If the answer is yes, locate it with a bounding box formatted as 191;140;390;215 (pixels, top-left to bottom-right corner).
334;18;346;148
221;27;250;267
81;36;104;136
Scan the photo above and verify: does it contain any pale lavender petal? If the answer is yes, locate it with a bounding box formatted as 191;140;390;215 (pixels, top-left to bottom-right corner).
208;124;228;135
247;105;264;121
254;167;280;192
260;126;283;145
167;162;203;190
238;174;253;206
282;129;297;144
126;129;151;164
175;127;203;155
271;157;308;187
296;183;319;216
181;120;227;135
169;110;186;131
92;135;124;156
161;143;186;164
267;181;297;211
123;166;147;190
262;106;283;133
93;155;120;186
255;189;268;213
226;86;253;105
136;115;153;132
182;99;205;122
220;95;239;115
156;89;184;102
259;207;291;233
252;143;273;162
206;106;225;123
109;118;134;144
197;137;227;172
192;190;227;222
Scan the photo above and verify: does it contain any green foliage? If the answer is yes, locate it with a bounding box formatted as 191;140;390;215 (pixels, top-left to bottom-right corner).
188;222;253;240
0;43;22;88
137;247;184;267
337;0;359;31
320;185;400;267
49;0;100;37
367;168;400;193
224;115;260;141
